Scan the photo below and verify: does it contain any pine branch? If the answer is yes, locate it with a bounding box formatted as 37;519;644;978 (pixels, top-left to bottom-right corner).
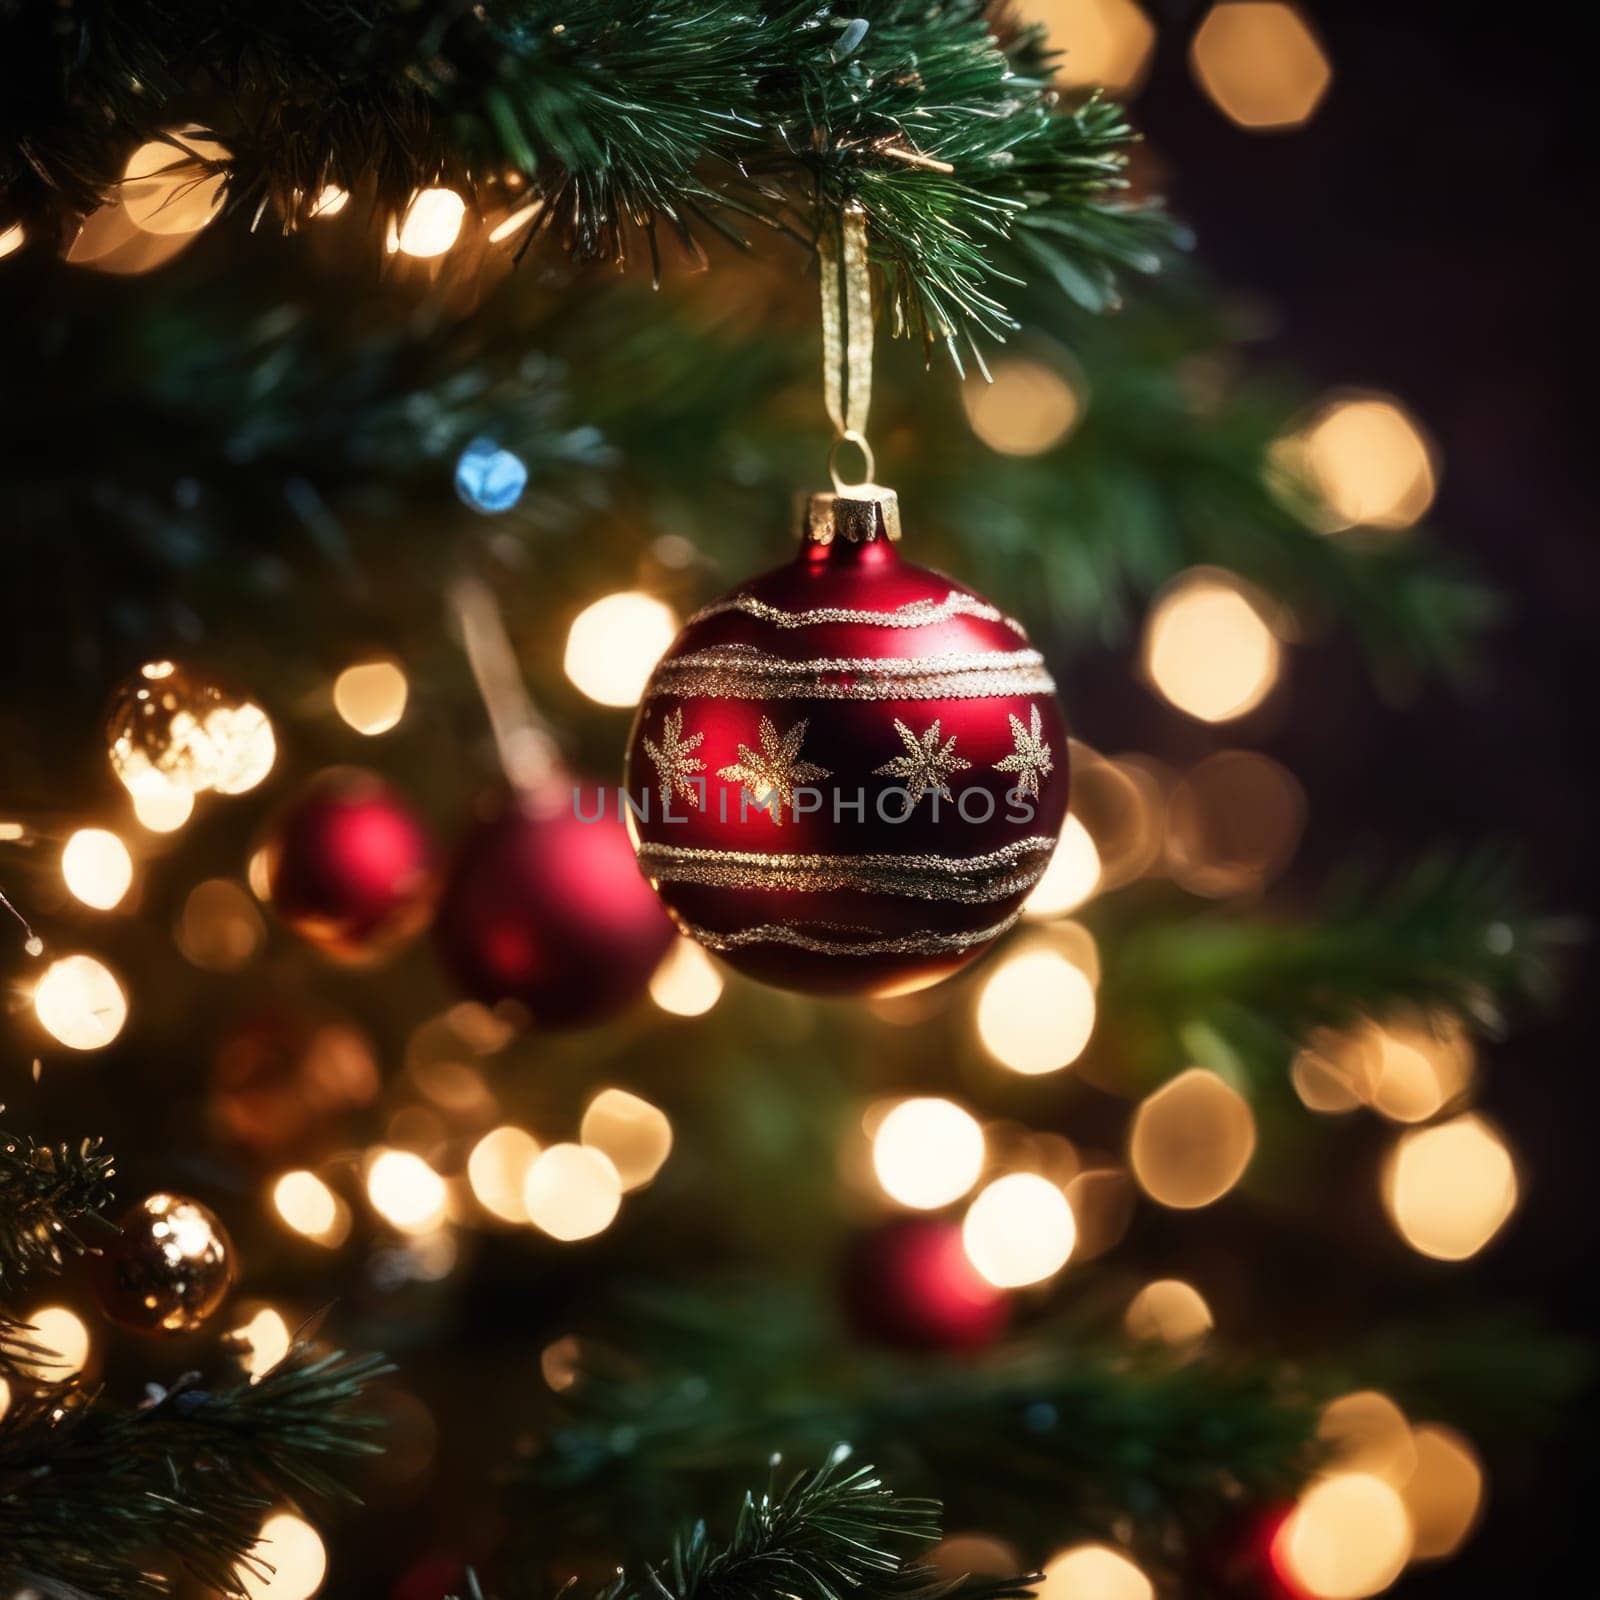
0;1120;116;1293
0;1341;392;1600
0;0;1171;350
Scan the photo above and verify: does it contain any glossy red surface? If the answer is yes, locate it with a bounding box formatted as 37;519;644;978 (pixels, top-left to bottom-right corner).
265;768;438;962
435;786;677;1028
842;1216;1009;1351
624;532;1070;995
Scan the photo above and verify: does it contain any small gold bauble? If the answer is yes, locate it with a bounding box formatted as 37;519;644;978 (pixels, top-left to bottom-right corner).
91;1192;236;1334
106;660;276;797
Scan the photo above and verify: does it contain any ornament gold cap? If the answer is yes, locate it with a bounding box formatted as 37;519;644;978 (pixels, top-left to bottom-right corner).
801;485;901;545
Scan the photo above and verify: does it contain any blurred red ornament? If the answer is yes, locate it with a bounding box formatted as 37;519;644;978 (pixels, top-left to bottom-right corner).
1195;1505;1303;1600
90;1192;235;1334
435;786;675;1028
264;769;438;961
624;490;1069;996
391;1555;469;1600
842;1216;1009;1351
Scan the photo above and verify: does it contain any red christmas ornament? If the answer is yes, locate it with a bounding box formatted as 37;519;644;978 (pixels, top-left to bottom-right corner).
264;769;438;962
435;786;676;1028
843;1216;1009;1351
625;488;1070;996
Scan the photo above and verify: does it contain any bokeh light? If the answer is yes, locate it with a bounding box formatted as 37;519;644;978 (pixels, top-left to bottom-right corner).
524;1144;624;1240
1190;2;1332;131
1297;394;1437;531
122;127;229;235
17;1305;91;1379
1403;1424;1485;1560
580;1089;673;1191
468;1126;542;1223
961;358;1083;455
1166;751;1305;897
61;827;134;909
396;187;466;258
309;185;349;218
233;1304;293;1380
1275;1473;1412;1599
1024;814;1102;917
131;774;196;832
1383;1114;1517;1260
1124;1278;1213;1344
1292;1014;1475;1122
0;222;24;259
872;1098;987;1210
650;936;725;1016
366;1149;449;1234
1038;1542;1153;1600
489;200;544;244
1034;0;1156;96
272;1170;350;1246
333;659;409;735
962;1172;1076;1288
237;1512;328;1600
33;953;128;1050
1142;570;1281;722
975;948;1097;1074
1317;1391;1417;1485
1129;1068;1256;1209
564;591;679;707
176;878;266;971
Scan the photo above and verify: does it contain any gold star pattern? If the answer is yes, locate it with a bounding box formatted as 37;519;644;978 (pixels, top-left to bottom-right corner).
992;704;1054;800
874;717;972;804
717;715;831;824
642;707;706;809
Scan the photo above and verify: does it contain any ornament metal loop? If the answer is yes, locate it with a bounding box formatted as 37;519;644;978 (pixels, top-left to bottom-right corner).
828;429;877;495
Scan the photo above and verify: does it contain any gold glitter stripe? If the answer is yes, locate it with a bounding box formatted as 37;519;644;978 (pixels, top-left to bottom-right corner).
679;911;1021;958
638;837;1055;902
648;645;1054;702
686;590;1027;636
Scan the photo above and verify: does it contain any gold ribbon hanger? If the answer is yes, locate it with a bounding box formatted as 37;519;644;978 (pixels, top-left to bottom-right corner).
819;203;876;492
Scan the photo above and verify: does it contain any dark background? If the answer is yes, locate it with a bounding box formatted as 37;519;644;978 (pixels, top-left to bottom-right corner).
1136;0;1596;1583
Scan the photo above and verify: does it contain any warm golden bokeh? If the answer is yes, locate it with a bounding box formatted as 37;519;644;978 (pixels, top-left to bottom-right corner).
1038;1542;1154;1600
564;591;679;707
0;222;25;259
1024;814;1102;917
233;1304;293;1380
396;187;466;257
237;1512;328;1599
1129;1068;1256;1208
1276;1473;1412;1599
1402;1424;1485;1559
1032;0;1157;96
1124;1278;1213;1344
272;1170;350;1246
17;1306;91;1380
1165;750;1305;897
33;953;128;1050
650;936;725;1016
872;1097;987;1210
61;827;134;910
1298;394;1438;531
963;1172;1076;1287
122;127;230;235
333;659;409;735
1317;1391;1417;1485
366;1148;449;1234
524;1143;624;1240
131;774;196;832
176;878;267;971
1190;2;1332;131
467;1126;542;1223
961;357;1084;455
580;1089;673;1191
976;947;1098;1074
1142;570;1281;722
1383;1114;1517;1260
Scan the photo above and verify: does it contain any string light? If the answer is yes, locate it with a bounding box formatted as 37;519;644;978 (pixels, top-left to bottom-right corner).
1124;1279;1213;1345
333;659;409;735
975;948;1097;1074
0;222;24;259
467;1126;541;1223
871;1098;986;1210
489;201;543;244
122;126;229;235
1190;2;1332;131
131;775;195;832
650;936;725;1016
309;185;349;218
60;828;134;909
396;187;466;257
17;1306;91;1380
237;1512;327;1600
1024;815;1102;917
563;592;679;707
524;1144;623;1240
272;1170;350;1246
1403;1424;1485;1559
1143;571;1281;722
1383;1114;1517;1260
366;1149;449;1234
1129;1068;1256;1209
1274;1473;1412;1599
33;953;128;1050
962;1172;1076;1288
233;1305;293;1380
1039;1545;1152;1600
580;1089;673;1190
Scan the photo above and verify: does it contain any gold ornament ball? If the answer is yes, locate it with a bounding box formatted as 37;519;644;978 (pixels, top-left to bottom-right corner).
107;659;276;797
92;1192;237;1333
